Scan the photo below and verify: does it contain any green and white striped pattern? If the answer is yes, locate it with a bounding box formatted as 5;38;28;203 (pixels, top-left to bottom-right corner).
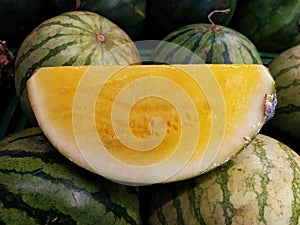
231;0;300;52
14;10;140;124
150;24;262;64
147;134;300;225
268;45;300;140
0;127;142;225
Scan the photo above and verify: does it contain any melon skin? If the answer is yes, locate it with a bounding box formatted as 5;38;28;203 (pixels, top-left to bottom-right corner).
0;127;142;225
150;24;262;64
144;0;237;40
268;45;300;140
14;10;141;125
146;134;300;225
230;0;300;52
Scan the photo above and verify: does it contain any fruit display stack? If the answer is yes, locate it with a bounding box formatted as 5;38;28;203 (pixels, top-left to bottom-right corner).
1;0;300;224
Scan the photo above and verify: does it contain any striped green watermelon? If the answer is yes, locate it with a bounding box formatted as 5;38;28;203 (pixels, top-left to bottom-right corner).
268;45;300;140
0;127;142;225
230;0;300;52
144;0;237;40
150;24;262;64
14;10;141;124
146;134;300;225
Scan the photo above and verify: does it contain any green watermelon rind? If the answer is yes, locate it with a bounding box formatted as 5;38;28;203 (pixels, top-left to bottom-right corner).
150;24;262;64
147;134;300;224
0;127;142;225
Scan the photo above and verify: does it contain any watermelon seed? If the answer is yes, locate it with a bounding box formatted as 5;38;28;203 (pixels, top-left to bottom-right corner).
96;34;106;42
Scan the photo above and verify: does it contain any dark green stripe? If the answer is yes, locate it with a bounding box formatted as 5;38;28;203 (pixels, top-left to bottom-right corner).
278;142;300;224
215;160;236;225
220;39;231;64
271;63;300;80
18;40;77;96
37;20;93;37
252;138;274;223
172;196;184;225
204;31;215;64
60;12;97;32
240;42;260;64
0;168;138;225
0;150;59;165
15;33;64;69
156;205;167;225
187;179;206;225
276;104;300;115
276;79;300;92
63;55;80;66
0;148;138;224
182;32;205;63
0;183;75;224
0;131;42;146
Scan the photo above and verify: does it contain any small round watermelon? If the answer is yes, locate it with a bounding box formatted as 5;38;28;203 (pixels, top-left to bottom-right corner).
268;45;300;140
146;134;300;224
144;0;237;40
14;10;141;124
150;23;262;64
0;127;142;224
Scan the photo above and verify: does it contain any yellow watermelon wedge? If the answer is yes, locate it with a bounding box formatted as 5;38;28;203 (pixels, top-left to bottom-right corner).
27;64;276;185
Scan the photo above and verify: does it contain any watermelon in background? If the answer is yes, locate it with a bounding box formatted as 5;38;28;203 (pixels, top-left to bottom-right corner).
14;10;141;125
146;134;300;225
267;45;300;141
0;127;142;224
150;23;262;64
144;0;237;40
230;0;300;53
79;0;147;40
0;0;49;48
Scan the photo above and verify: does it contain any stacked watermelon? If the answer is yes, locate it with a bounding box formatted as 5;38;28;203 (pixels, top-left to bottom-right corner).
146;134;300;225
1;1;300;224
0;128;142;224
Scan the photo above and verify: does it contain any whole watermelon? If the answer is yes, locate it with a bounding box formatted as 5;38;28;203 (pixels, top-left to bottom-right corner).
268;45;300;140
150;24;262;64
14;10;141;124
79;0;146;40
144;0;237;40
230;0;300;52
0;127;142;225
146;134;300;225
0;0;49;48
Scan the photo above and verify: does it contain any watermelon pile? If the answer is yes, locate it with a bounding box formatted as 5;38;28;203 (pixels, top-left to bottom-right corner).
1;1;300;224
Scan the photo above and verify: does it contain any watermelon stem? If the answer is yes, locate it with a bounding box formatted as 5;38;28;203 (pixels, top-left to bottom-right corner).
208;9;230;31
75;0;81;10
96;34;106;42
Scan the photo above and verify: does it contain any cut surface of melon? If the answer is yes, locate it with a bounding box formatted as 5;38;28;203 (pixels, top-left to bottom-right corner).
27;64;275;185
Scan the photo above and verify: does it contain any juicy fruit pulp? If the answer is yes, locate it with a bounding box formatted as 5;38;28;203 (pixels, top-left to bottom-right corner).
26;64;275;185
